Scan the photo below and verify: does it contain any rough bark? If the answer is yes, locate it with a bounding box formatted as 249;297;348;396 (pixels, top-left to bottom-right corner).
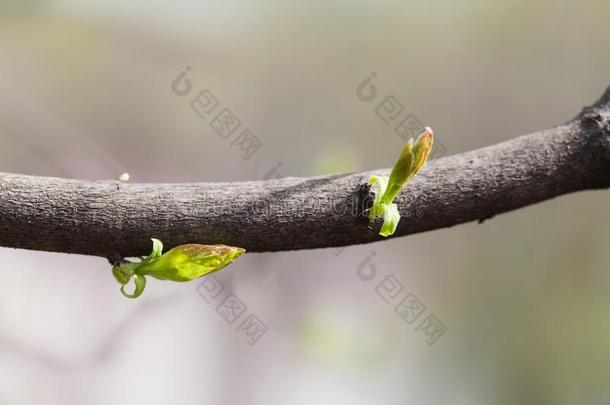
1;87;609;261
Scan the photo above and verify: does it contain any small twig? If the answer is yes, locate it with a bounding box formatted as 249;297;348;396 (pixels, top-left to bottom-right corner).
0;87;609;258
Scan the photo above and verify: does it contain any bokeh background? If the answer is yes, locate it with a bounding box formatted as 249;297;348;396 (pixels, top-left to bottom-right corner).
1;0;610;404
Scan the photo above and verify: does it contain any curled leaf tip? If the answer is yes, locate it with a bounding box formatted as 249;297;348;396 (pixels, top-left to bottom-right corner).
368;127;434;237
120;273;147;299
111;239;245;299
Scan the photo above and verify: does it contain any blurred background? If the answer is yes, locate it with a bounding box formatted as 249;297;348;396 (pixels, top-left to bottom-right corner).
1;0;610;404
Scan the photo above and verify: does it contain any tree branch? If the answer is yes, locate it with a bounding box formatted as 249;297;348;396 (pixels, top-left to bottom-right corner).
1;87;609;260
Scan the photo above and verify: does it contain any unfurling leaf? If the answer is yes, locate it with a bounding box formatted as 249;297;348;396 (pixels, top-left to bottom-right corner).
120;273;147;299
379;203;400;237
111;239;245;299
367;175;388;220
368;127;434;237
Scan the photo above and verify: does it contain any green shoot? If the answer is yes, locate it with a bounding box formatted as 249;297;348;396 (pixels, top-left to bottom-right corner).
112;239;245;298
369;127;434;237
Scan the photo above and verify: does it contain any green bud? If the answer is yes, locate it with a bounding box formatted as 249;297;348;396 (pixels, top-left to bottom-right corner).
382;140;415;204
140;242;246;282
368;127;434;237
111;238;245;299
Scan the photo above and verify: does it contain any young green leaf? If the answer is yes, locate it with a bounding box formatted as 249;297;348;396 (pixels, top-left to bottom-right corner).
379;203;400;237
142;238;164;264
120;273;147;299
112;264;132;285
367;175;388;220
368;127;434;237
